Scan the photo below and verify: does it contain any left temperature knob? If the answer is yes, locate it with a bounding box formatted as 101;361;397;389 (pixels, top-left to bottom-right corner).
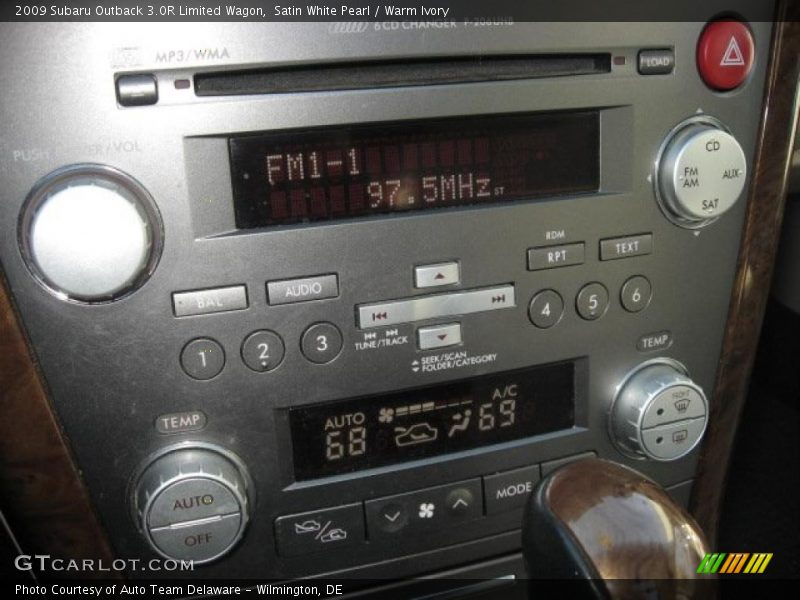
19;164;162;302
132;445;252;564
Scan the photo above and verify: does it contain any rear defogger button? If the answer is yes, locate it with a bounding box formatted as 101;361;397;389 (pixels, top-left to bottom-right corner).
357;285;515;329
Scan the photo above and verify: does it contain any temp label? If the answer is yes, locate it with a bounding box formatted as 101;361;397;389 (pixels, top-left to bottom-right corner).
413;351;498;373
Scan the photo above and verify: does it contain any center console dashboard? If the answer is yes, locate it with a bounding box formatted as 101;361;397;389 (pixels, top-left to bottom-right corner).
0;7;780;583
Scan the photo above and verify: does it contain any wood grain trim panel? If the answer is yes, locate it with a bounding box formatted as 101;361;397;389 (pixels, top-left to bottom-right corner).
0;272;118;576
691;7;800;543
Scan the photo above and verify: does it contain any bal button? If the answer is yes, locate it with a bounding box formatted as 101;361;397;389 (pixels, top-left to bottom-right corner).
697;20;754;91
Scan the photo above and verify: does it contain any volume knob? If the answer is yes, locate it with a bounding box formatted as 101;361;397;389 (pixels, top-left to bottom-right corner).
610;359;708;461
132;445;252;564
19;164;162;302
655;116;747;227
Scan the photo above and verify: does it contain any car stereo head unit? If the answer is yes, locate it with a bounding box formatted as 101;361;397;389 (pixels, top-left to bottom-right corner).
0;12;773;582
229;111;600;228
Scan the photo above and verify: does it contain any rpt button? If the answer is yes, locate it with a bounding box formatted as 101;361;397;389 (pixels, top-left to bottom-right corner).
527;243;585;271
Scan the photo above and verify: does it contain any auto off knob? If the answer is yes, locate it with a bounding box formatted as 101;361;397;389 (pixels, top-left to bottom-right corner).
132;444;252;564
655;116;747;228
18;164;162;303
610;359;708;461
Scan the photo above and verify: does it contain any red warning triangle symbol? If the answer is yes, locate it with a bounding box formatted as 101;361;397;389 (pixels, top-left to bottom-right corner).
720;36;745;67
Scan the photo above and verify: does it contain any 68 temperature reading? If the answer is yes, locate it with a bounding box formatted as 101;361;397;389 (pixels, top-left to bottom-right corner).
324;412;367;461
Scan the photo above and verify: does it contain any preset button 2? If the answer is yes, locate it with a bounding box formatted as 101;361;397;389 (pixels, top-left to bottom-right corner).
241;330;285;372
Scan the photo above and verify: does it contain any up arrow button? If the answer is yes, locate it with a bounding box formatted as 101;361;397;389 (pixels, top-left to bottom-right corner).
446;488;474;516
414;261;460;288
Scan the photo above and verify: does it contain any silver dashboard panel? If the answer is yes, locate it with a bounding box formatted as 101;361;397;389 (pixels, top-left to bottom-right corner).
0;14;774;580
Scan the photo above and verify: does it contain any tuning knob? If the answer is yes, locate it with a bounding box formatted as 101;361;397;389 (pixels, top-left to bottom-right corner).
655;116;747;228
610;359;708;461
19;164;162;303
132;445;252;564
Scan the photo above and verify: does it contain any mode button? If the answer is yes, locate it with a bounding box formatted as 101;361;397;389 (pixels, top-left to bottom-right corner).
483;465;541;515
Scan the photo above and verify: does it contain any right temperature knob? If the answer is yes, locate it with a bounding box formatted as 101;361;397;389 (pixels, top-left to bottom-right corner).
655;116;747;228
610;359;708;461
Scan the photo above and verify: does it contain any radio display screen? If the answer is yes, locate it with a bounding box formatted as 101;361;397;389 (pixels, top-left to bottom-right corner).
229;111;599;229
289;361;575;480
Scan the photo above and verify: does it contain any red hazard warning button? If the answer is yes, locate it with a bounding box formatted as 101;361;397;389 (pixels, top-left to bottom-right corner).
697;20;755;91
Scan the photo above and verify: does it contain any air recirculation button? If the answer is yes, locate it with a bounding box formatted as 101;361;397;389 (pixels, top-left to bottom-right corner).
132;445;252;564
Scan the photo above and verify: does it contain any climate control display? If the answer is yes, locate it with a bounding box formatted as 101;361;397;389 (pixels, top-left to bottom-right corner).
289;361;577;480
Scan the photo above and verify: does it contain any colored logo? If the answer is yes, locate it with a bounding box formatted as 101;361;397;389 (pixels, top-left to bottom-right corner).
697;553;773;574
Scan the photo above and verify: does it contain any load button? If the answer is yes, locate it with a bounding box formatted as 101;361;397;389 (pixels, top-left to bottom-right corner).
697;20;755;91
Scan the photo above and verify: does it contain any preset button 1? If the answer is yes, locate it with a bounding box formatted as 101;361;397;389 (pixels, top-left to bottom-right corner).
180;338;225;380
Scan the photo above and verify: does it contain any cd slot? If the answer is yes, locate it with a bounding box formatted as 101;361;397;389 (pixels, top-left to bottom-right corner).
194;54;611;96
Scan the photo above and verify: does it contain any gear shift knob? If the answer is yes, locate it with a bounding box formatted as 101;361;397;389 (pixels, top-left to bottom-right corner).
522;458;712;598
